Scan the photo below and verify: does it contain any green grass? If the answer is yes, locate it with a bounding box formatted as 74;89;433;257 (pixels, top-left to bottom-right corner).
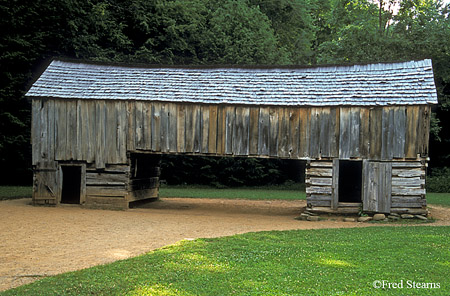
2;226;449;296
426;193;450;207
0;186;32;200
159;184;306;200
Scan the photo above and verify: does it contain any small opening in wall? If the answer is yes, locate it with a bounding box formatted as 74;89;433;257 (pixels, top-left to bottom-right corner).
61;166;81;204
338;160;362;203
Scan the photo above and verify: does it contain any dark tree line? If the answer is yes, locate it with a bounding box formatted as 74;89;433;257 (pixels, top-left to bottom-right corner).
1;0;449;185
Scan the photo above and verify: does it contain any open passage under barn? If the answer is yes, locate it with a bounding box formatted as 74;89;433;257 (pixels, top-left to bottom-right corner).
26;59;438;214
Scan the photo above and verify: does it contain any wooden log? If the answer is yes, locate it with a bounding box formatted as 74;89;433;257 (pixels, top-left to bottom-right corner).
392;169;424;178
306;177;333;186
391;161;422;168
391;187;426;196
390;208;427;215
309;200;331;207
306;168;333;177
307;194;332;201
85;196;128;210
86;185;127;197
309;162;333;167
306;186;332;195
392;177;425;186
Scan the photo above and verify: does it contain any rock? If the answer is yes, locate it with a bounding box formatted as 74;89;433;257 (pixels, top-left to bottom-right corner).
307;216;320;221
415;215;428;220
373;214;386;221
344;218;356;222
388;215;400;221
401;214;414;219
304;211;318;216
300;213;310;218
357;216;372;222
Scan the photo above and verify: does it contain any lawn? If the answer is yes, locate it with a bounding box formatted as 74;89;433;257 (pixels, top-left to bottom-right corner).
2;226;449;296
0;186;32;200
159;184;306;200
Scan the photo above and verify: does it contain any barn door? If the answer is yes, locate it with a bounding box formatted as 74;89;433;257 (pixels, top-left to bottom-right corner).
362;160;392;213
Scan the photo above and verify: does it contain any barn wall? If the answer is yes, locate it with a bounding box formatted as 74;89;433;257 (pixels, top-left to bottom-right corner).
31;98;432;210
32;99;431;167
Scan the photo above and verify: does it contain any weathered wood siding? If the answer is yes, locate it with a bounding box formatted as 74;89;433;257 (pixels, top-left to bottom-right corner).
305;161;333;209
32;99;432;168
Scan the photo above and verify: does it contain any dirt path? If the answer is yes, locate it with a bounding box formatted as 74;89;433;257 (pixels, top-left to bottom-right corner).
1;197;449;291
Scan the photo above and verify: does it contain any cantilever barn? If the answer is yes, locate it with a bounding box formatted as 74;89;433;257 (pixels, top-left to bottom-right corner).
27;59;437;214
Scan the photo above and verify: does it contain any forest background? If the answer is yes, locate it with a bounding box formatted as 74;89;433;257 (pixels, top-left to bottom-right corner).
1;0;450;189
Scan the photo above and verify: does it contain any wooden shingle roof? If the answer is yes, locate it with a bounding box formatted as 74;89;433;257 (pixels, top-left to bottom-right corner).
26;59;438;106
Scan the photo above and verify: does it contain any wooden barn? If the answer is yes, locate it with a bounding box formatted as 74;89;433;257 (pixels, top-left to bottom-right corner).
27;59;437;214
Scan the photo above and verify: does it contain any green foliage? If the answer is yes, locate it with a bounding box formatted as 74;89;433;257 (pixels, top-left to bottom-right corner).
0;186;32;200
2;0;450;184
3;227;449;295
427;167;450;193
160;155;303;187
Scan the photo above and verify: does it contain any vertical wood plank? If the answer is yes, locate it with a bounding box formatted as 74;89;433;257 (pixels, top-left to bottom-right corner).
332;159;339;210
381;107;394;160
117;101;127;163
126;101;135;152
185;104;194;152
160;103;169;152
269;107;279;157
66;100;78;160
349;107;361;158
309;107;320;158
40;100;49;161
329;107;339;158
106;102;117;164
151;102;161;152
32;100;41;165
319;108;331;158
299;108;310;158
168;103;178;152
288;108;300;158
277;108;289;158
55;100;66;161
405;106;419;158
393;106;406;158
257;107;270;156
418;105;431;156
79;100;88;161
359;108;370;158
369;108;382;160
339;107;351;159
201;106;209;153
95;101;106;169
216;105;226;155
208;105;218;154
177;104;186;153
86;101;96;163
134;101;144;149
193;105;202;153
225;106;235;155
233;106;250;155
47;99;56;163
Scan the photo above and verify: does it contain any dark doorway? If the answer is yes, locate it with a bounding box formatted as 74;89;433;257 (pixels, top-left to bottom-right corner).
338;160;362;203
61;166;81;204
